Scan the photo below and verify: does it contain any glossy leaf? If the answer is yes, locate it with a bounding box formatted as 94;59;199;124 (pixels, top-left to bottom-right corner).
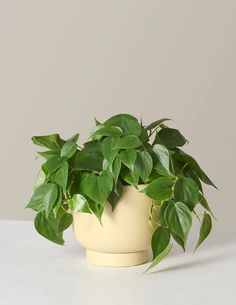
67;133;79;143
158;201;170;226
68;194;91;213
198;194;215;217
37;149;61;160
73;142;103;172
58;213;73;232
81;171;113;204
101;136;120;165
165;202;192;243
34;211;64;245
144;243;173;273
61;141;77;159
27;183;58;217
108;180;123;210
53;187;62;217
104;114;142;136
112;156;121;186
171;232;185;251
158;128;187;149
115;135;141;149
34;168;46;190
91;125;123;139
194;213;212;252
135;150;153;183
152;144;172;176
119;149;137;171
151;226;170;259
120;165;139;187
32;134;64;149
142;177;174;201
174;177;199;210
42;156;66;175
50;161;68;193
173;149;217;189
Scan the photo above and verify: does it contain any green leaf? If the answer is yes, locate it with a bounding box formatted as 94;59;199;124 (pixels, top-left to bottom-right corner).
194;213;212;252
87;199;104;224
91;125;123;139
120;166;139;187
173;149;217;189
42;156;66;175
112;156;121;186
61;141;77;159
157;128;187;149
165;202;192;243
32;134;64;149
145;118;170;131
158;201;170;226
50;161;68;193
198;194;215;217
142;177;174;201
34;168;46;190
101;136;120;165
67;133;79;143
174;177;199;210
171;232;185;251
68;194;91;213
27;183;58;217
58;213;73;232
37;149;61;160
183;166;203;193
73;142;103;172
34;211;64;245
115;135;141;149
108;180;123;210
104;114;142;136
119;149;137;171
144;243;173;273
151;227;170;259
152;144;172;176
81;171;113;205
53;187;62;217
135;150;153;183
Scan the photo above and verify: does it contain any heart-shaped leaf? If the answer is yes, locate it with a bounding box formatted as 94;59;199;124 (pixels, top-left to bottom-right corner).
142;177;174;200
61;141;77;159
135;150;153;183
157;128;187;149
174;177;199;210
120;149;137;171
104;114;141;136
68;194;91;213
151;226;170;259
50;161;68;193
165;202;192;243
152;144;172;176
32;134;65;149
81;171;113;204
115;135;141;149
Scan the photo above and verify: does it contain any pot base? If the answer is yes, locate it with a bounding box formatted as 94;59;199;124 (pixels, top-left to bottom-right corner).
86;249;148;267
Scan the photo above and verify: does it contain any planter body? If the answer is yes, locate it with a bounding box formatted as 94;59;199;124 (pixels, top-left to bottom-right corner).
73;185;155;267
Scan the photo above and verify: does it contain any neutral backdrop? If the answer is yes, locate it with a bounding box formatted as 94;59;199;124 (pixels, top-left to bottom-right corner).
0;0;235;234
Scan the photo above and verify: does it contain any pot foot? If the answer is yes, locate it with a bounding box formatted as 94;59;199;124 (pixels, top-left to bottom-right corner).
86;249;148;267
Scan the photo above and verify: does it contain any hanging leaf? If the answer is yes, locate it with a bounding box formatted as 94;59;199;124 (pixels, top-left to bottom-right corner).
171;232;185;251
194;213;212;252
151;226;170;259
34;211;64;245
58;213;73;232
50;161;68;193
165;202;192;244
144;243;173;273
174;177;199;210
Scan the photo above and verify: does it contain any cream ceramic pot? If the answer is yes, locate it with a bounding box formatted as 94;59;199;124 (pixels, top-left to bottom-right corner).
73;185;155;267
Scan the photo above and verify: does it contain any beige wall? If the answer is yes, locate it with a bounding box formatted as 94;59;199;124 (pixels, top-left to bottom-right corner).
0;1;235;232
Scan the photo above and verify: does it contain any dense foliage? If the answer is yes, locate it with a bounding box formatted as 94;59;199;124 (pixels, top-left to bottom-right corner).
26;114;216;270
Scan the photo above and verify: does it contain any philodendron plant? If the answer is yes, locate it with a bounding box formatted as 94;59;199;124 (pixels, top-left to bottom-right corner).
26;114;217;271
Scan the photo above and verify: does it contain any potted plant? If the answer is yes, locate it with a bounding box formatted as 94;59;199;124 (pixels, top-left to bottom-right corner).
26;114;217;271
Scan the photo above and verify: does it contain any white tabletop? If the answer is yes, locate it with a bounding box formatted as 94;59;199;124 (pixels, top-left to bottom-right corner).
0;220;235;305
